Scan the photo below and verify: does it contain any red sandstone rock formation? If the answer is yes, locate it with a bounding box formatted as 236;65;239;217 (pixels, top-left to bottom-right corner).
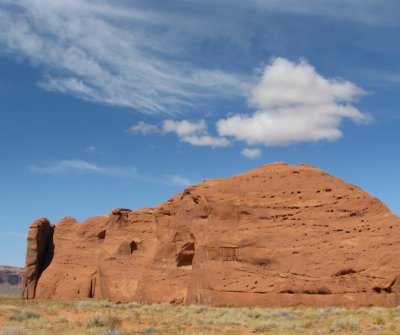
23;218;54;299
23;163;400;307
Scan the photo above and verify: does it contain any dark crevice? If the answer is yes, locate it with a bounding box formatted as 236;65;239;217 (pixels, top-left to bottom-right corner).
176;242;195;267
373;278;397;294
373;287;382;293
89;275;96;298
373;286;392;294
280;290;294;294
97;230;106;240
334;268;357;276
280;287;332;295
38;235;54;277
130;241;138;253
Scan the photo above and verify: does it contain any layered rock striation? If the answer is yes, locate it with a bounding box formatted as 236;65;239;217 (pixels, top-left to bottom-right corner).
23;163;400;307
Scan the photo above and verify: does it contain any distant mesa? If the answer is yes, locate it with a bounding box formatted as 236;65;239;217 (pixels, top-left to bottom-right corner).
0;265;23;294
23;162;400;307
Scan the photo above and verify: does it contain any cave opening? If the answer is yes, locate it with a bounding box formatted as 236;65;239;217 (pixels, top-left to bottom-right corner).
97;230;106;240
130;241;138;254
176;242;195;267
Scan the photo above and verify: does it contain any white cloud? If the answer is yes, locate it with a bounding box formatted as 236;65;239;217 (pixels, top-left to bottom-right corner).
182;135;230;147
163;119;230;148
217;58;370;146
0;0;242;113
164;120;207;137
241;148;261;159
127;121;159;135
29;160;138;177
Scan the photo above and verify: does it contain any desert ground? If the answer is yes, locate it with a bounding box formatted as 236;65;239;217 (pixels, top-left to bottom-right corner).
1;294;400;335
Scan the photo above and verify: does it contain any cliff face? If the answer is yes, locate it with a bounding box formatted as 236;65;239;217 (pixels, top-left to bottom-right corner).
23;163;400;307
23;218;54;299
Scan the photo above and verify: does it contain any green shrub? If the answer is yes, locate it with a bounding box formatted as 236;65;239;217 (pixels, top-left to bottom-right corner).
0;326;30;335
138;327;159;334
329;317;359;332
8;310;40;321
99;328;124;335
252;321;278;333
86;312;121;329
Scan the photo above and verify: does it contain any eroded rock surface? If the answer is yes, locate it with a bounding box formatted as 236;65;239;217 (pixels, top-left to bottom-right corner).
24;163;400;307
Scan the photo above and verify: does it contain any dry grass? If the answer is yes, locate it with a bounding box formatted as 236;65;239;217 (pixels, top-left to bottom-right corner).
1;294;400;334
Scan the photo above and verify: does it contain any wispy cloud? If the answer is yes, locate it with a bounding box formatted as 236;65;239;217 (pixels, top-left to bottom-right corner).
0;0;242;113
354;69;400;88
171;175;194;187
186;0;400;26
0;0;395;116
127;121;159;135
261;0;400;26
217;58;371;146
163;119;230;148
241;148;261;159
0;2;379;154
85;145;97;153
29;159;197;188
29;160;138;177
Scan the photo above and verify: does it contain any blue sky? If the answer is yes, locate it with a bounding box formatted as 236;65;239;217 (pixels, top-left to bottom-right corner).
0;0;399;267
